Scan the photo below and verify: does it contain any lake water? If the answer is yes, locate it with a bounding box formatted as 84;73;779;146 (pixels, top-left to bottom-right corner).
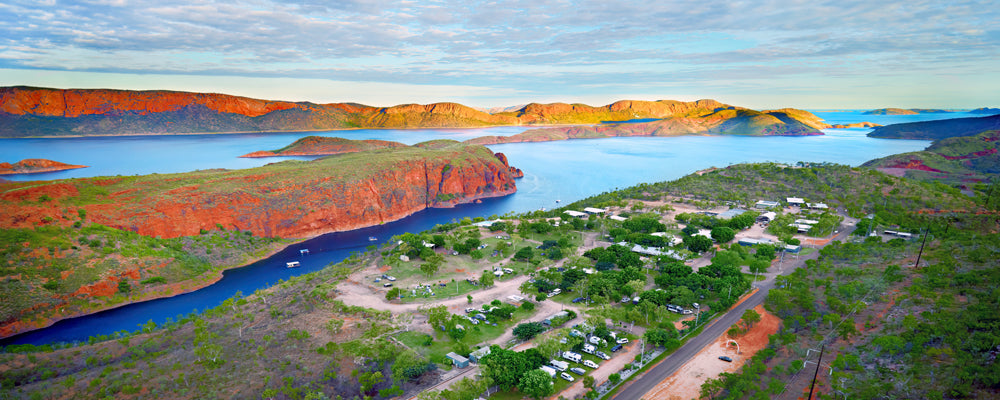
0;110;959;345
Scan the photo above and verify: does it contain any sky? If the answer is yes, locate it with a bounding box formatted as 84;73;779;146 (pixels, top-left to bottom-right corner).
1;0;997;109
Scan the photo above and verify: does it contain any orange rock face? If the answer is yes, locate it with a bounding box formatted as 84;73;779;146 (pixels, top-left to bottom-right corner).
0;87;301;118
0;144;520;239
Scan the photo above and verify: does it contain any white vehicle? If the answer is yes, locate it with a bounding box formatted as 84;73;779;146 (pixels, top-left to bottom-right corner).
609;331;618;340
582;344;596;354
617;338;629;344
539;365;556;378
583;359;599;369
589;336;603;345
562;351;582;363
560;372;575;382
386;276;396;281
595;351;611;360
550;360;569;371
503;268;514;274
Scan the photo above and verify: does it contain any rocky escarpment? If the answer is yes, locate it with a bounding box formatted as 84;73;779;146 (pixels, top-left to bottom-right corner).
0;141;520;239
469;108;824;144
0;159;88;175
868;114;1000;140
830;122;881;129
1;86;825;137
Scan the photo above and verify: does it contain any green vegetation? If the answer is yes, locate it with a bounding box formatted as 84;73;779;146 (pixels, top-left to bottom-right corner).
0;224;288;328
863;130;1000;186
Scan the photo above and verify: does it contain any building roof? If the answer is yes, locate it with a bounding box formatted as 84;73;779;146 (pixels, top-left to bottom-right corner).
738;237;774;246
564;210;588;218
609;215;628;221
583;207;607;214
807;203;829;209
794;219;819;225
631;244;664;256
718;208;747;219
786;197;805;204
755;200;780;208
758;211;777;221
446;352;469;363
472;219;503;227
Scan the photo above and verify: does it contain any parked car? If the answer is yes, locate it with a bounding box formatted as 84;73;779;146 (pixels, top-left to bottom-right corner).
464;307;476;314
383;283;393;287
583;359;599;369
560;372;575;382
571;297;586;303
595;351;611;360
718;356;733;362
570;367;586;375
386;276;396;281
611;344;623;352
374;277;381;282
588;336;603;345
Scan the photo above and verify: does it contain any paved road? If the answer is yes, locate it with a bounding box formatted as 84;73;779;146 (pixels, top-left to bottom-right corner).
613;224;855;400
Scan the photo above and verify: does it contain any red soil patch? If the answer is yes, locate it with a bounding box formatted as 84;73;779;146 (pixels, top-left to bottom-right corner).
644;305;780;400
71;276;120;298
942;148;997;160
0;183;79;202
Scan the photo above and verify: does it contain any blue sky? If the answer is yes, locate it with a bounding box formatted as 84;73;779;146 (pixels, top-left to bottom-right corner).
1;0;997;109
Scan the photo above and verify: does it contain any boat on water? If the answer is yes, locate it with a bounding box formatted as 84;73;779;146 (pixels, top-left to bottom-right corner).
299;249;310;255
368;236;377;241
286;261;301;268
555;199;561;203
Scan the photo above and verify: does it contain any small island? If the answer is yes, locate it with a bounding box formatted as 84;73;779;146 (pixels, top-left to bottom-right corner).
0;159;88;175
239;136;407;158
864;108;951;115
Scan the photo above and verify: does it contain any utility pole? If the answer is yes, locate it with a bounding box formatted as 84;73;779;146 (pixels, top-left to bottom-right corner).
807;345;825;400
914;226;929;268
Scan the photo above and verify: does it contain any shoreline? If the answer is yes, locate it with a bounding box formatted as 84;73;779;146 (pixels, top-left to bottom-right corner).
0;239;302;342
0;123;592;139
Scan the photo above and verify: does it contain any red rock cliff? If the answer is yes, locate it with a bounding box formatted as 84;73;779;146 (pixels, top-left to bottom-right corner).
0;86;303;117
0;142;519;239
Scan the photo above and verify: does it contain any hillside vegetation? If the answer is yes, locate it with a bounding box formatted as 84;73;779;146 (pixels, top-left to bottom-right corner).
863;130;1000;187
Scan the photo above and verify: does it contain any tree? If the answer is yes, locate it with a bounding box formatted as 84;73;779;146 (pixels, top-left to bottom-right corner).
518;369;555;400
386;287;402;301
515;246;534;261
685;235;713;253
421;262;439;277
513;322;547;341
626;279;645;297
358;371;384;395
608;373;621;384
426;305;451;331
441;377;492;400
741;309;761;328
392;350;430;381
467;294;473;304
481;345;535;390
480;270;495;287
711;226;736;243
583;375;595;389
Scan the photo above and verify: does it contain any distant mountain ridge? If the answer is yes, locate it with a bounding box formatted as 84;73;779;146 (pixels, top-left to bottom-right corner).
867;114;1000;140
1;86;819;138
864;108;952;115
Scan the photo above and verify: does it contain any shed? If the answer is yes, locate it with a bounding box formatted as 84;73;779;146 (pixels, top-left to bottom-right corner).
738;237;773;247
755;200;780;209
473;219;503;227
758;212;777;222
446;352;470;369
609;215;628;222
807;203;829;210
583;207;607;214
786;197;805;206
564;210;588;218
469;347;491;363
784;245;802;253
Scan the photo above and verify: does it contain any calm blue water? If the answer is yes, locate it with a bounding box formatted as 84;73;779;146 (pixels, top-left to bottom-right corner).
0;110;941;345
